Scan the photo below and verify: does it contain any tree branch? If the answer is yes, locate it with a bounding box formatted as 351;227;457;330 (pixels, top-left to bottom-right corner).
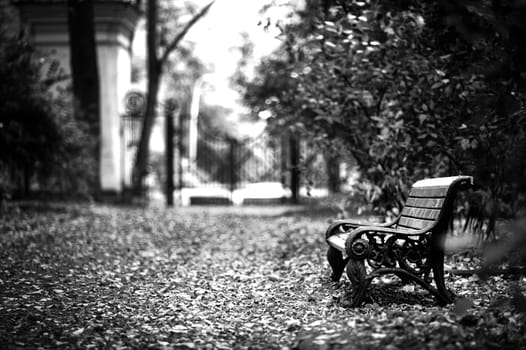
375;68;398;116
42;74;71;87
375;86;388;117
159;0;215;66
375;87;387;116
355;99;371;120
340;73;372;120
440;148;465;172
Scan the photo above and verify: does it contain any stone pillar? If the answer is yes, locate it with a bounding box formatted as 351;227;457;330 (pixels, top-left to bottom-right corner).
14;0;140;194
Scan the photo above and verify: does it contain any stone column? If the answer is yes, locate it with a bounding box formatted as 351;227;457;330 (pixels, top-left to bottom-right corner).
14;0;140;195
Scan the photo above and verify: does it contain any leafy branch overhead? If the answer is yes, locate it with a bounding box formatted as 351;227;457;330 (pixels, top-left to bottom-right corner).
243;0;526;215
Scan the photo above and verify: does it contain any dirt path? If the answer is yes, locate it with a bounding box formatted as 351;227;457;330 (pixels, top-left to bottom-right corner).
1;204;524;349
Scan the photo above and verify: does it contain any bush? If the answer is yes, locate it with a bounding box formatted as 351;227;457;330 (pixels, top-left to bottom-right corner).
243;0;526;217
0;5;96;200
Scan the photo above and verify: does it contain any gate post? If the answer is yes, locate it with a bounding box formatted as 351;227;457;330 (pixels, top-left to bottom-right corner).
228;137;238;194
177;108;185;191
164;99;177;207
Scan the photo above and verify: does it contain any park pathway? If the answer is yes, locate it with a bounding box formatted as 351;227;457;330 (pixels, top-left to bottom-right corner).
1;204;525;349
0;204;341;349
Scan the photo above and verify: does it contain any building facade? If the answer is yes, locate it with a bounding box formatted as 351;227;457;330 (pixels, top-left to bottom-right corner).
14;0;141;194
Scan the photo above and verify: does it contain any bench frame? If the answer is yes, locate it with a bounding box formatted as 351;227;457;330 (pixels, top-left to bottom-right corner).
326;176;473;306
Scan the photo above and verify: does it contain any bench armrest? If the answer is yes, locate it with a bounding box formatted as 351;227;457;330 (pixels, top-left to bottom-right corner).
325;218;396;240
327;224;434;255
344;225;435;257
349;225;429;237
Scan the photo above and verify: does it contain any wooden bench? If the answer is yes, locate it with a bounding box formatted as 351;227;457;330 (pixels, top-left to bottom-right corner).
325;175;473;306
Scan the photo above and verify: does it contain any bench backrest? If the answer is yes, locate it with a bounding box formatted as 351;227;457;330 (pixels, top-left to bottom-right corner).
397;176;473;231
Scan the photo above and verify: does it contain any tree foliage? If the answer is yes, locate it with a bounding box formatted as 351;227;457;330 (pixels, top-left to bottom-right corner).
0;8;59;197
0;3;97;200
244;0;526;214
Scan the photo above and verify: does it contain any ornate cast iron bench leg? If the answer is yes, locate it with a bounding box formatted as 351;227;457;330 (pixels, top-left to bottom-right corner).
327;246;348;282
430;246;453;305
430;227;453;305
432;262;452;305
343;236;371;306
343;231;453;306
345;258;368;307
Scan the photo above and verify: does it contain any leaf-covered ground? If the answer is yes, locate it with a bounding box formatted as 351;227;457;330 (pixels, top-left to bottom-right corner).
0;203;525;349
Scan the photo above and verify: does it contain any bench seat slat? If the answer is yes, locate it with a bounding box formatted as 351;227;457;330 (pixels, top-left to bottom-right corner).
398;216;435;230
397;224;423;231
400;207;441;220
405;197;445;209
412;176;469;188
409;186;449;198
327;232;348;251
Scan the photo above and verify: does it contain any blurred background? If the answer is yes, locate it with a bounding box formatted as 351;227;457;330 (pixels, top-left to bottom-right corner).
1;0;525;221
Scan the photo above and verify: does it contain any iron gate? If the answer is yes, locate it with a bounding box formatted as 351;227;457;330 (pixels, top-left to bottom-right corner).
184;131;284;193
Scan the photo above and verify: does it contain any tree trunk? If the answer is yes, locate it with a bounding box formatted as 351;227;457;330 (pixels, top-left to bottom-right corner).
133;0;160;193
67;0;100;193
132;0;214;195
133;66;160;193
23;162;31;197
289;135;300;204
326;152;341;194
